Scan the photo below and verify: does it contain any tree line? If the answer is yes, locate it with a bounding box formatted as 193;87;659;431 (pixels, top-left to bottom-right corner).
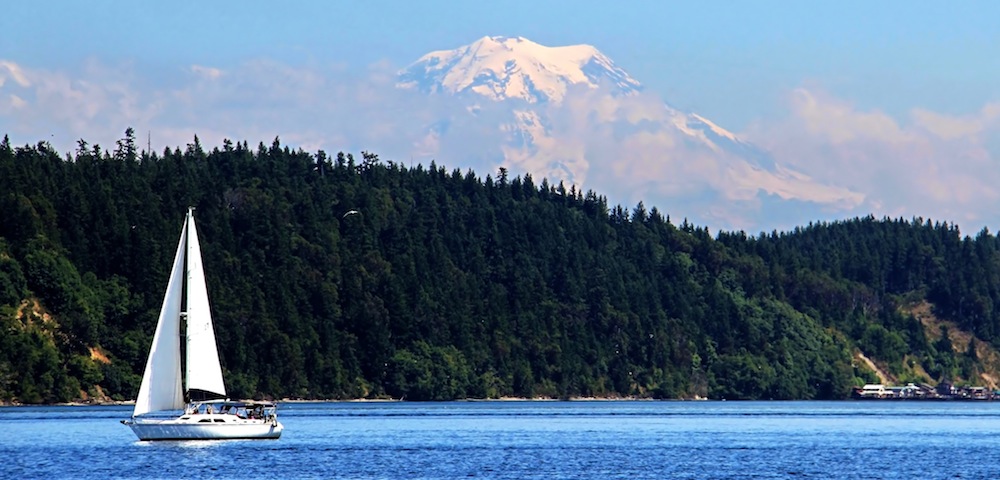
0;129;996;403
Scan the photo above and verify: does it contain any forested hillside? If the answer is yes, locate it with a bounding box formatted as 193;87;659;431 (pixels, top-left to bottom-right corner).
3;130;1000;403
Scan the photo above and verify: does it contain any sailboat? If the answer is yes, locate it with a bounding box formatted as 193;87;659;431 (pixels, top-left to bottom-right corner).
122;208;283;440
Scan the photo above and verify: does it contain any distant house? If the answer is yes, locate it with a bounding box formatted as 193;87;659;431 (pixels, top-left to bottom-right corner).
857;384;886;398
885;383;920;398
936;381;956;397
966;386;990;399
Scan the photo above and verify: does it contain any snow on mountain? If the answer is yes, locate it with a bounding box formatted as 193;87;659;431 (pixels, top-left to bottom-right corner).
397;36;641;104
671;109;777;171
396;36;862;227
398;36;756;167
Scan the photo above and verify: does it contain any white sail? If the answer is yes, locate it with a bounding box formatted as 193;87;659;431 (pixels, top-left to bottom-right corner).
184;209;227;399
132;219;187;417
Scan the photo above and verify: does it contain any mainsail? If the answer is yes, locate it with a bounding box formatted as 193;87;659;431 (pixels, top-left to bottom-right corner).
132;219;187;417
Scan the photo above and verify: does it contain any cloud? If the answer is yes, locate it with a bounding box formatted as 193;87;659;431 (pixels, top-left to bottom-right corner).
0;58;453;159
747;87;1000;231
911;102;1000;141
190;65;224;80
0;59;147;146
0;61;31;88
8;94;26;109
789;88;912;145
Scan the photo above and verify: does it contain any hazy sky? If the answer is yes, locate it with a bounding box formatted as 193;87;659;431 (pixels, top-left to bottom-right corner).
3;1;1000;232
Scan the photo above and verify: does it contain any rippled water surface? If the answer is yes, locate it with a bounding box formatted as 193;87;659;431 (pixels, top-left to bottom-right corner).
3;401;999;479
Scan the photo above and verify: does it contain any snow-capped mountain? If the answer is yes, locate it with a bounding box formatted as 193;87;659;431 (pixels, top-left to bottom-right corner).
398;36;641;104
397;36;768;170
396;36;862;227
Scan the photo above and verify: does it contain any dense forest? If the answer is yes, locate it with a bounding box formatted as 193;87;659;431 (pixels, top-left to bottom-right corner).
3;129;1000;404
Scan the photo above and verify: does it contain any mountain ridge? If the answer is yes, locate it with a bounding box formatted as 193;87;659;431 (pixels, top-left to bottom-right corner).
396;35;863;217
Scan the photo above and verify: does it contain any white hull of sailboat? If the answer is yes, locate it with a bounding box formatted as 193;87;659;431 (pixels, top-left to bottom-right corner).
125;417;283;441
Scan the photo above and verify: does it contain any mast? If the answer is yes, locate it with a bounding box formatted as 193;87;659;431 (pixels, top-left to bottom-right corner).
180;211;188;399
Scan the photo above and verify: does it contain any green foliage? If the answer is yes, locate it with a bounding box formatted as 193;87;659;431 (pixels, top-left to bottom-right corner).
387;341;472;400
0;240;27;306
67;355;103;386
0;319;76;403
710;353;776;400
860;324;908;361
1;131;998;403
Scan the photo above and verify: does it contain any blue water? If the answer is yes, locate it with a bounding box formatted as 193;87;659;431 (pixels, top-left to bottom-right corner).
2;401;999;479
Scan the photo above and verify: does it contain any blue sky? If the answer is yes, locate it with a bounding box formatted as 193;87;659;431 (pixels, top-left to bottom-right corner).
8;1;997;126
3;1;1000;232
